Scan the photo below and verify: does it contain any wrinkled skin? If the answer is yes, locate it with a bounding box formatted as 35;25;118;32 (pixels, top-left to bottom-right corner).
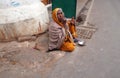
57;10;75;26
57;10;66;25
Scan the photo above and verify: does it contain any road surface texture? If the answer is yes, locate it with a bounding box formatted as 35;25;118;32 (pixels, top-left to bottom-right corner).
46;0;120;78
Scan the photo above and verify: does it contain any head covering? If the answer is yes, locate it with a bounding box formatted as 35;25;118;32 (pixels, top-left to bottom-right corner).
52;8;64;27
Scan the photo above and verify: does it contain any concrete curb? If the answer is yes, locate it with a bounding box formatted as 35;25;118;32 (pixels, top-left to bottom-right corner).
84;0;95;26
76;0;94;26
76;0;88;18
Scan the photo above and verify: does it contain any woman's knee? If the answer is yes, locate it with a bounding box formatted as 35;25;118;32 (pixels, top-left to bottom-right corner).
67;45;75;52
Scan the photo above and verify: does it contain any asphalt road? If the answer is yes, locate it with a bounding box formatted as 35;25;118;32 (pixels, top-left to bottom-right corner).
46;0;120;78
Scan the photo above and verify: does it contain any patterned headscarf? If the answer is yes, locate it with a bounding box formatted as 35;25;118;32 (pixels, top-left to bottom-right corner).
52;8;64;27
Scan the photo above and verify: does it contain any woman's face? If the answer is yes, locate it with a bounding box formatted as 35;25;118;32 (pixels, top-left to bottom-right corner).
57;10;66;23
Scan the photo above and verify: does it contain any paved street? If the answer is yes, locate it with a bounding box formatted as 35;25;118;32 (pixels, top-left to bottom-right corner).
46;0;120;78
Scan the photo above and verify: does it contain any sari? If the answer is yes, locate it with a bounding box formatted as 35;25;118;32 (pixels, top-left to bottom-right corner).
49;8;76;52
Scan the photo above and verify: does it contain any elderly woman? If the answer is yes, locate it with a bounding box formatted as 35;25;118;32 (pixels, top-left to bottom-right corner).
48;8;78;52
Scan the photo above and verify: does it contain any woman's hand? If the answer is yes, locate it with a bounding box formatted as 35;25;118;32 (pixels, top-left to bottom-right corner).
70;17;75;25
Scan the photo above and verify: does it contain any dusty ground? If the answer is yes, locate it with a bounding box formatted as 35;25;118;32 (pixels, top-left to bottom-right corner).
0;32;65;78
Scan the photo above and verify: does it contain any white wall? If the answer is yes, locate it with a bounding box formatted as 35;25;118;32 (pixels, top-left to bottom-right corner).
0;0;49;41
